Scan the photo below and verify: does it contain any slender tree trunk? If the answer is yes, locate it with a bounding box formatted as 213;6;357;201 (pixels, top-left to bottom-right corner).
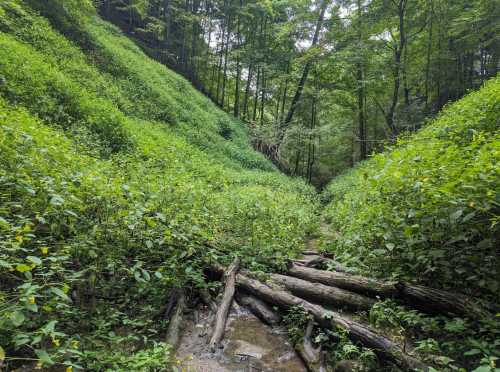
424;0;433;112
280;62;290;124
190;0;200;81
243;63;253;119
356;0;367;160
253;66;260;121
163;0;172;52
280;0;328;143
216;25;226;105
233;0;242;117
385;0;407;137
221;14;232;108
259;68;266;126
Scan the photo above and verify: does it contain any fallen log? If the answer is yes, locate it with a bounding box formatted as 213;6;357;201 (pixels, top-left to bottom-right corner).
270;273;375;311
302;251;333;258
166;292;186;350
199;287;218;313
234;273;429;371
208;257;240;351
296;319;323;372
304;257;348;272
235;292;281;325
287;264;489;318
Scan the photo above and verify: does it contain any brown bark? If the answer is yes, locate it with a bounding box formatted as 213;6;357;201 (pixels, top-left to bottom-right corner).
208;257;240;351
235;273;428;371
296;319;323;372
235;292;281;325
270;273;375;311
166;292;186;350
287;264;490;318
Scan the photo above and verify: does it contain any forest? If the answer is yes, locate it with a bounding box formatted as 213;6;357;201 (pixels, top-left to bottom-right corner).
99;0;499;185
0;0;498;371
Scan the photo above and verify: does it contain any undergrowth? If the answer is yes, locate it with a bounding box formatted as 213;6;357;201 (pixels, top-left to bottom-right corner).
321;78;500;371
0;1;317;369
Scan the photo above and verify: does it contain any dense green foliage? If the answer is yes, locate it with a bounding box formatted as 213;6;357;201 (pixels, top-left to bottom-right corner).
318;78;500;372
323;77;500;297
101;0;500;185
0;1;317;369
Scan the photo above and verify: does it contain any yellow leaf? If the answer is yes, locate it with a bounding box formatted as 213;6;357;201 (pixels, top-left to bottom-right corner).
0;345;5;362
28;296;36;305
15;264;31;273
40;247;49;255
66;367;73;372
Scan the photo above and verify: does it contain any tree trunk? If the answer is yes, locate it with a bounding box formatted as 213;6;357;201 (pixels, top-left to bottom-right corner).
280;0;328;143
208;257;240;351
235;292;281;325
356;0;367;160
221;14;232;108
233;0;242;117
253;66;260;121
233;273;429;371
287;264;490;318
166;292;186;350
259;68;266;126
385;0;407;137
243;62;253;119
424;0;433;112
269;273;375;311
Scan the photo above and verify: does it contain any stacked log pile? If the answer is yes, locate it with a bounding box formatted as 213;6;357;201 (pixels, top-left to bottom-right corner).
165;252;492;372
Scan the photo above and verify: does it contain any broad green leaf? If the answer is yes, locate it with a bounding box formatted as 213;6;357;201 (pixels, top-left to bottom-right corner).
35;349;54;365
10;311;25;326
15;264;32;273
51;287;71;302
27;256;42;265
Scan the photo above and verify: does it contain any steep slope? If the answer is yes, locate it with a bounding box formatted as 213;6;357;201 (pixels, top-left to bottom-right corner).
322;78;499;297
321;79;499;370
0;1;317;370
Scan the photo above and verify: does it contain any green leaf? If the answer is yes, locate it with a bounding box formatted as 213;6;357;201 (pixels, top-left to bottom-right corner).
49;195;64;206
10;311;25;326
141;269;150;281
0;216;9;229
44;320;57;333
154;271;163;279
15;264;32;273
0;345;5;363
471;366;491;372
27;256;42;265
51;287;71;302
464;349;482;356
35;349;54;365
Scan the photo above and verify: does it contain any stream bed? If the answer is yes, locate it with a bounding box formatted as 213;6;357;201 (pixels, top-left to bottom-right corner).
176;302;307;371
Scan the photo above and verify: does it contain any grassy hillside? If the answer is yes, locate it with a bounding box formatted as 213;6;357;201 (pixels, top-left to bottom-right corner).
323;78;499;297
0;1;317;369
321;78;499;371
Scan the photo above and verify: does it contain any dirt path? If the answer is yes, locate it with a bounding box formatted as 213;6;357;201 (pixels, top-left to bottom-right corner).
175;302;307;372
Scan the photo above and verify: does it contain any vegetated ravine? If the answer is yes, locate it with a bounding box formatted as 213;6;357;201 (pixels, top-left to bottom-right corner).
0;1;498;372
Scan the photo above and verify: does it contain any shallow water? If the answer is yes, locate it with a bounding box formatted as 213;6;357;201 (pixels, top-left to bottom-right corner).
176;302;307;372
